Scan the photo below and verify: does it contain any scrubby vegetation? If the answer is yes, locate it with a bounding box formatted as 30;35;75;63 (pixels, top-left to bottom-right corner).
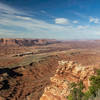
67;69;100;100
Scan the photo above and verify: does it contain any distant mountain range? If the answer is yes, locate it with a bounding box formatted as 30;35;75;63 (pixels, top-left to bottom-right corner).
0;38;61;46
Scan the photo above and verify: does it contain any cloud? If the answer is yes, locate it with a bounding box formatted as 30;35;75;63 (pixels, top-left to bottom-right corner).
0;2;23;15
16;16;32;20
0;2;100;39
40;10;47;14
73;12;100;24
77;25;89;29
40;10;55;19
73;11;87;19
73;20;78;24
89;17;100;24
73;11;100;24
55;18;69;24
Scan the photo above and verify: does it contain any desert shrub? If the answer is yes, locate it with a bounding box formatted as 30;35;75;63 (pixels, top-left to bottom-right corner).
88;69;100;97
67;81;84;100
93;90;100;100
82;91;91;100
67;69;100;100
88;90;100;100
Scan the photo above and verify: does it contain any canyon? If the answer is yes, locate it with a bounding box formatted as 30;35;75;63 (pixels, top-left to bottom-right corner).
0;38;100;100
0;38;60;46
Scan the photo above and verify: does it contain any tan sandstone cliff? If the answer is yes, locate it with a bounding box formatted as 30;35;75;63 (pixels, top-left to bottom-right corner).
40;60;95;100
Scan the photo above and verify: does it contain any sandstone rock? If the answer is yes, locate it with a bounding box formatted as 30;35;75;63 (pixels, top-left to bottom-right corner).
40;60;95;100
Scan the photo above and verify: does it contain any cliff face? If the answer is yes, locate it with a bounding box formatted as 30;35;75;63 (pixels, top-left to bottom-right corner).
40;61;95;100
0;38;60;46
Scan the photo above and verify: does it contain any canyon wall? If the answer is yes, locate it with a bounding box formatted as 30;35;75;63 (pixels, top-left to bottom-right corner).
0;38;60;46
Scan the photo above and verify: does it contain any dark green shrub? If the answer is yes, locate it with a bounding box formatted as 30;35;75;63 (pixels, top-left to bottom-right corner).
67;69;100;100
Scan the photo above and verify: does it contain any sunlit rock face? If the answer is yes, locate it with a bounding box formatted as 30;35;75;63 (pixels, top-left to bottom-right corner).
0;38;59;46
40;60;95;100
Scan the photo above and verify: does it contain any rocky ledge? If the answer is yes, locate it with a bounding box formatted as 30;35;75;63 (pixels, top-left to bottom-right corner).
40;60;95;100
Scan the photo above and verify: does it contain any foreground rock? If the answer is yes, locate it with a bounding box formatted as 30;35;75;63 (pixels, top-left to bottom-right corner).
40;60;95;100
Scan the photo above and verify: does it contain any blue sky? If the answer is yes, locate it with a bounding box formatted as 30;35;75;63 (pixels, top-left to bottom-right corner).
0;0;100;40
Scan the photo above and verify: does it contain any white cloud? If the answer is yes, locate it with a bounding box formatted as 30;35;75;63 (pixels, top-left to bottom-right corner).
74;12;100;24
0;2;23;15
73;20;78;24
16;16;32;20
77;25;89;29
0;2;100;39
55;18;69;24
40;10;46;14
89;17;100;24
73;12;87;19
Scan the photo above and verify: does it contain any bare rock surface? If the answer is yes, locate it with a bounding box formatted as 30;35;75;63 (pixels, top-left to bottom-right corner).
40;60;95;100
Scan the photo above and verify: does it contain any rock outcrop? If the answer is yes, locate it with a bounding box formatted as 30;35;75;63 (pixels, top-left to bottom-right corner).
40;60;95;100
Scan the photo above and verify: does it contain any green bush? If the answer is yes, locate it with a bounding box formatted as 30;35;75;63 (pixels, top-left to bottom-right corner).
67;81;84;100
67;69;100;100
88;69;100;97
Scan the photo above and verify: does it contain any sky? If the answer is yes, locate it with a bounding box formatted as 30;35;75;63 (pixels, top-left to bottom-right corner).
1;0;100;40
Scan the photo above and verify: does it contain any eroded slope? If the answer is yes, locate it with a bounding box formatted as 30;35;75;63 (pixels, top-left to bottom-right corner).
0;55;60;100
